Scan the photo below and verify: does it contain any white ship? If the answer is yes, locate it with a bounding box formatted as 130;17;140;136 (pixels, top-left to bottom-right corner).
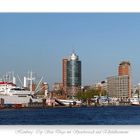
0;82;42;104
0;72;42;105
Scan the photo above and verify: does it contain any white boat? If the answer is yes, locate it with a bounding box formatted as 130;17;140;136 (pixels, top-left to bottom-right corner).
56;99;82;106
0;81;42;105
130;97;140;106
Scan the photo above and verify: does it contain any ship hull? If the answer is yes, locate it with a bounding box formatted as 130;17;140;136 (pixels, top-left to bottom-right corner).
0;95;42;104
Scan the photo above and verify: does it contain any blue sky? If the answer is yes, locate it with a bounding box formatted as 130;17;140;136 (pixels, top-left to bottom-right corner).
0;13;140;87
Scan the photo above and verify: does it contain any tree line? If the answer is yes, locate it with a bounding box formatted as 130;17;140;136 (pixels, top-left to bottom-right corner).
76;88;107;105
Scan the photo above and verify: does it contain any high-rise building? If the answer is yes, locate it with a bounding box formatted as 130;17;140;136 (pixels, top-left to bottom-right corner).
62;58;68;96
62;52;81;99
107;75;129;98
118;61;131;98
67;52;81;98
118;61;131;76
107;61;132;98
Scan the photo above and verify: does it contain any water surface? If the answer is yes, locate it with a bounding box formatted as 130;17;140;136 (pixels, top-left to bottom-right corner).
0;106;140;125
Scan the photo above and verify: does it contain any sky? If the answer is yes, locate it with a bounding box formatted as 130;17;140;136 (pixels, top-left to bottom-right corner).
0;13;140;87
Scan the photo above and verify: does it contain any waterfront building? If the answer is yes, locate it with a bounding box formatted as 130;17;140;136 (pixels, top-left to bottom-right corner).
53;83;63;91
91;81;107;91
107;61;132;99
118;61;132;98
40;82;49;96
62;52;81;99
67;52;81;98
118;61;131;76
62;58;68;96
107;75;129;98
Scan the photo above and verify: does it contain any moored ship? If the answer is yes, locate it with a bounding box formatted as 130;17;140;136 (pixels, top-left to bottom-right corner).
0;81;42;105
0;72;43;108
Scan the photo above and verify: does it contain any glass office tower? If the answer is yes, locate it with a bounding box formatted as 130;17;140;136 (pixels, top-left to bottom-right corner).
67;52;81;98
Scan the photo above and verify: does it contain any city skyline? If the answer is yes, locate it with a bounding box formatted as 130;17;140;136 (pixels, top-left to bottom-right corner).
1;13;140;87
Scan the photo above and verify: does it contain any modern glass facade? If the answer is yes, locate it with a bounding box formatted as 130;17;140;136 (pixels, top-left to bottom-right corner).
67;60;81;87
64;52;82;98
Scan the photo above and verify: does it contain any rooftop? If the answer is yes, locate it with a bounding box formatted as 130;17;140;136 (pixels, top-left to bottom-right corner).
119;61;130;66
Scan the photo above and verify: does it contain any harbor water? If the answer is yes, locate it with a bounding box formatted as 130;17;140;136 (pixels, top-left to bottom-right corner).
0;106;140;125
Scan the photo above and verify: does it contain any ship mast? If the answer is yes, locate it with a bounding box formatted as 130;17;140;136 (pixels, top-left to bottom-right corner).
26;71;35;94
